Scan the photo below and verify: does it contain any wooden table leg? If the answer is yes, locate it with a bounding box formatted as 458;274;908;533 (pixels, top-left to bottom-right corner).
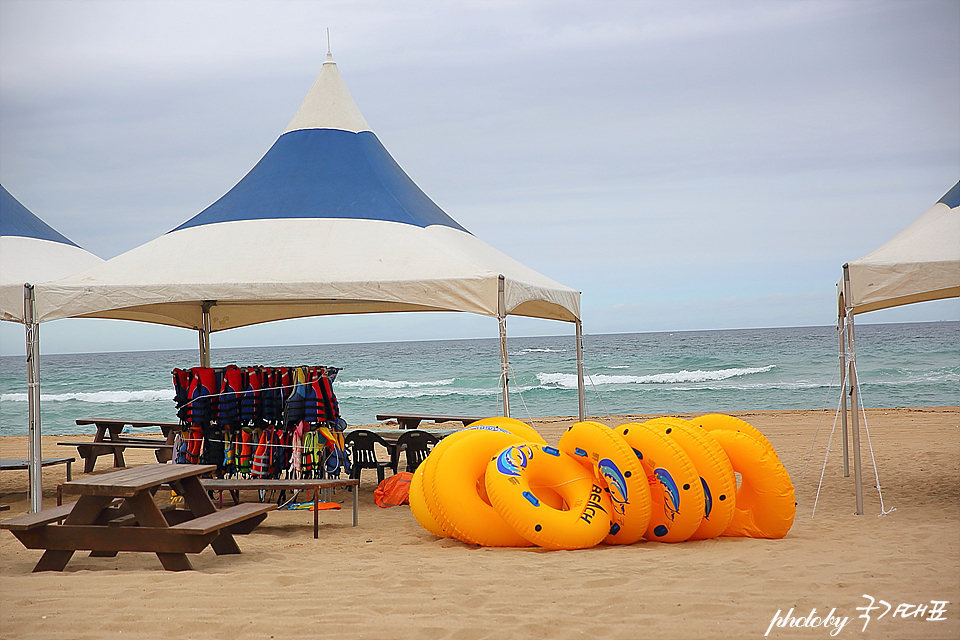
353;484;359;527
33;495;112;572
125;491;192;571
313;488;319;539
106;425;126;468
173;476;242;556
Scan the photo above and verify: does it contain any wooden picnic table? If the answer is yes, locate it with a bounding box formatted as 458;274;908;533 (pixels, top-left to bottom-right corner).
1;457;75;482
375;412;483;430
59;418;181;472
0;464;272;572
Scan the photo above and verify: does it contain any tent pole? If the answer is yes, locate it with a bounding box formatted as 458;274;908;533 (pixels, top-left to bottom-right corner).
497;276;510;417
199;300;214;367
576;319;586;421
24;284;43;513
838;314;849;477
846;311;864;515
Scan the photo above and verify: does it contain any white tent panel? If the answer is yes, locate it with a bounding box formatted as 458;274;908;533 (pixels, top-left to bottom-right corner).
36;218;579;329
842;183;960;316
1;237;103;322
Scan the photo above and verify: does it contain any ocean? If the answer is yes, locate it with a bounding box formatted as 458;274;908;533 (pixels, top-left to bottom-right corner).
0;322;956;437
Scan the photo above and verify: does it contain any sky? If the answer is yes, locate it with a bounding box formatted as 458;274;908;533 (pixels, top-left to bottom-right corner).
0;0;957;356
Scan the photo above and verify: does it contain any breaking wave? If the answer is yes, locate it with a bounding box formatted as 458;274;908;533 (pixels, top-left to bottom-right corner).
1;390;172;403
537;366;776;389
335;378;455;389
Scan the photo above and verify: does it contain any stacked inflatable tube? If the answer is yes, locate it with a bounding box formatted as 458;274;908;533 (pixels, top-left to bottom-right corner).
411;414;795;549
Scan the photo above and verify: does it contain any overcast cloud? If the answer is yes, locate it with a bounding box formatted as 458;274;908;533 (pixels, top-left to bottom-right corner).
0;0;957;355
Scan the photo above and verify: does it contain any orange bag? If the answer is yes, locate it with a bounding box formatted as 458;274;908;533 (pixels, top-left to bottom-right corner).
374;472;413;508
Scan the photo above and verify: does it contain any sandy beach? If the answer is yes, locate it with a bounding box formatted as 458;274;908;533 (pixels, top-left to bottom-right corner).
1;407;957;639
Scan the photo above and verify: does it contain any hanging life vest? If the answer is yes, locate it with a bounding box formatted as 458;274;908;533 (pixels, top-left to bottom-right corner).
185;367;217;425
239;367;262;425
216;365;243;427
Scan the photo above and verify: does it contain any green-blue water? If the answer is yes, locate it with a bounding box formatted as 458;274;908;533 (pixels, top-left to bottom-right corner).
1;322;956;437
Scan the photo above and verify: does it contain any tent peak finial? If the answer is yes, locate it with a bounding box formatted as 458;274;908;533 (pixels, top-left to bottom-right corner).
323;28;335;65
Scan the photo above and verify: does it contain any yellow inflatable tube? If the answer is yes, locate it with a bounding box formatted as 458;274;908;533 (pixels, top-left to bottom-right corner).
409;464;452;538
558;421;652;545
706;428;795;539
642;417;737;541
617;422;704;543
484;443;612;550
423;429;534;547
466;416;547;444
689;413;780;461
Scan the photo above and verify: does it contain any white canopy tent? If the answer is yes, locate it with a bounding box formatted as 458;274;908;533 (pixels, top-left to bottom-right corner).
1;184;103;512
35;51;587;438
836;180;960;514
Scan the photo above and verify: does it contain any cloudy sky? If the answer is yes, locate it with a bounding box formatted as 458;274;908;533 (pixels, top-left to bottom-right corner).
1;0;957;355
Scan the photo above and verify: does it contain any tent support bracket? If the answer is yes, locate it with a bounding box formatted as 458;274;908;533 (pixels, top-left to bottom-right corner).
199;300;215;367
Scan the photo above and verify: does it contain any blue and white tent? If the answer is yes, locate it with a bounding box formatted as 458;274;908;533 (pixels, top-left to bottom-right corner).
0;184;102;322
35;53;585;414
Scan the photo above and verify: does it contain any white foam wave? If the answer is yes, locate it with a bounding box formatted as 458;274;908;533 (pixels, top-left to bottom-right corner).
537;365;776;389
514;348;565;355
1;390;172;403
335;378;455;389
335;386;502;400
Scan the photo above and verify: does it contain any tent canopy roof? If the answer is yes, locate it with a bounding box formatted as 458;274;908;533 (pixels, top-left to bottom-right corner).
1;184;103;322
35;55;580;330
841;181;960;316
1;185;79;247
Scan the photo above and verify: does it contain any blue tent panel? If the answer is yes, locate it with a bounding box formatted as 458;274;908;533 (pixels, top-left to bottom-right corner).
172;129;469;233
0;185;79;246
938;180;960;209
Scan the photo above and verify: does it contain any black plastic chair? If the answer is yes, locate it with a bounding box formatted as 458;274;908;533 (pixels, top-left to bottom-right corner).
393;429;440;473
344;430;394;484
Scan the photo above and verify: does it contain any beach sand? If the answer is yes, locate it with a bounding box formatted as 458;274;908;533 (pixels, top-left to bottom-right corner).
1;407;957;639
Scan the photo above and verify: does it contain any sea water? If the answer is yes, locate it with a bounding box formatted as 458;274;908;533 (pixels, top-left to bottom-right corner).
0;322;956;437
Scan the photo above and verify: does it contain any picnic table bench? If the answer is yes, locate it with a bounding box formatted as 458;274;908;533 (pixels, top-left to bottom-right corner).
375;412;483;430
58;418;180;472
199;478;360;538
0;463;271;572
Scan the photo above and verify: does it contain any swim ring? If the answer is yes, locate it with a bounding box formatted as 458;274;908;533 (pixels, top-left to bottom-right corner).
689;413;780;461
558;421;652;545
423;429;534;547
409;463;452;538
617;422;704;543
642;417;737;540
484;442;612;550
466;416;547;444
705;428;795;539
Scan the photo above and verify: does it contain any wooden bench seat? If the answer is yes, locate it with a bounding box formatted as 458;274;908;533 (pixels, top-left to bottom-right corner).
168;503;275;535
0;502;78;531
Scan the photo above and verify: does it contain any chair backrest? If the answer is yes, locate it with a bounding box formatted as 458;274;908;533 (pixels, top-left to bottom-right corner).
395;430;439;472
344;430;390;465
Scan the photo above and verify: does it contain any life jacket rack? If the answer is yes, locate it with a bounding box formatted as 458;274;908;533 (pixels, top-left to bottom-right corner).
170;365;347;480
